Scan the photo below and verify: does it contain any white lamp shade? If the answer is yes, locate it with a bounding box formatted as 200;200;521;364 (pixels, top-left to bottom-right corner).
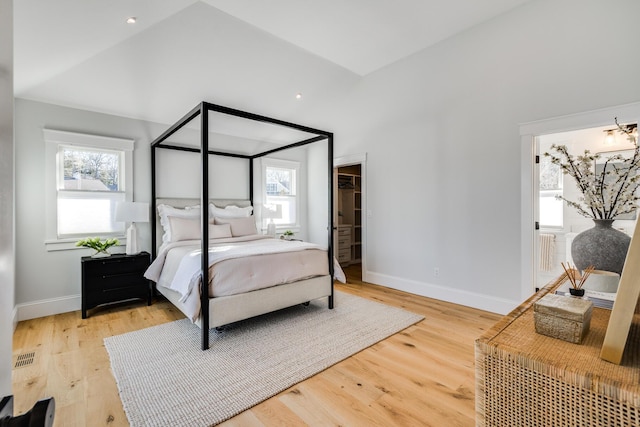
115;202;149;223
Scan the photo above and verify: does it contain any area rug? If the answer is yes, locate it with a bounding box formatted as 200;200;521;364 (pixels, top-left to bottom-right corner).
104;291;423;427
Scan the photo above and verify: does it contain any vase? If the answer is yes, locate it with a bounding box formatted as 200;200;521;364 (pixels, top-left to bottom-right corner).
91;250;111;258
571;219;631;275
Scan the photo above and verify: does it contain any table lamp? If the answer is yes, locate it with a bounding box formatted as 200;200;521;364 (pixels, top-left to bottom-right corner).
263;204;282;238
115;201;149;255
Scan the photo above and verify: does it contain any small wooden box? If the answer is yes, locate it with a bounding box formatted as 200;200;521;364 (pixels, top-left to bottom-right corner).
534;293;593;344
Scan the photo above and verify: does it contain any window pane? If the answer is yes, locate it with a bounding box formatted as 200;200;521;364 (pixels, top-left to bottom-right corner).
540;156;563;227
540;192;563;228
62;147;120;191
266;167;295;196
57;191;124;237
540;156;562;191
266;196;296;225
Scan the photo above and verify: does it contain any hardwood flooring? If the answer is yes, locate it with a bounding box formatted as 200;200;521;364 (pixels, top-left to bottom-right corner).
11;264;502;426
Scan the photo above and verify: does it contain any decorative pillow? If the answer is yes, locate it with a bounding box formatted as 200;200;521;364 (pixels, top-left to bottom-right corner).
168;216;200;242
214;216;257;237
157;204;201;243
209;223;232;239
209;204;253;219
167;217;233;242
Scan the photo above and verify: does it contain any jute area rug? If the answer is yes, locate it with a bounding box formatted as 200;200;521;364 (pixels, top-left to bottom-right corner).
104;291;423;427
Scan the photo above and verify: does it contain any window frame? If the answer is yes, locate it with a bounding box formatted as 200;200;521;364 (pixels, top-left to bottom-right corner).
539;154;564;230
44;129;134;251
261;158;300;232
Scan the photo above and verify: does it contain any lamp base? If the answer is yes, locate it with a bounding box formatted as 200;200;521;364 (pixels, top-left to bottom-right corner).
125;223;139;255
267;220;276;238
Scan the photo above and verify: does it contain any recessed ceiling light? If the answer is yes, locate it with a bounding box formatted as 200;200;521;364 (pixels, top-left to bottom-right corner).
126;17;137;24
295;93;302;100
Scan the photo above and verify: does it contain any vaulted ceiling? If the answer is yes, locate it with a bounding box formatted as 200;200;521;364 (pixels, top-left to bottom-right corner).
14;0;533;126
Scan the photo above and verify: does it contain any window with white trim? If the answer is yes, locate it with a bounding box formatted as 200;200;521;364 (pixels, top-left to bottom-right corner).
262;158;299;230
539;154;563;228
44;129;134;249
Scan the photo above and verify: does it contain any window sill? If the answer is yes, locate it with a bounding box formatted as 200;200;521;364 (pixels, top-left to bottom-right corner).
45;237;126;252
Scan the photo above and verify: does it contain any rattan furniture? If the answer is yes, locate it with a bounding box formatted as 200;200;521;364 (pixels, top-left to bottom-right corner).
476;274;640;426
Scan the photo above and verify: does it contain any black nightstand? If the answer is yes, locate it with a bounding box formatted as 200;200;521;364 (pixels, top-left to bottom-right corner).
81;251;152;318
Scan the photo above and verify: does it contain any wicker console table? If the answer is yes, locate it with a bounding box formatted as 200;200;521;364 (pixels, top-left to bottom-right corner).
476;274;640;427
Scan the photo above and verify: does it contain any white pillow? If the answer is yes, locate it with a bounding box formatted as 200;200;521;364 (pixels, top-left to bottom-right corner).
157;204;201;243
167;217;233;242
214;216;257;237
209;204;253;219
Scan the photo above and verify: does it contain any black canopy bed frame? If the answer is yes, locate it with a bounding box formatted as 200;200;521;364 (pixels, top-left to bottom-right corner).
150;101;335;350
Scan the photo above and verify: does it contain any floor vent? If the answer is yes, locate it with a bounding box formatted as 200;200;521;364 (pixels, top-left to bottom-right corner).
14;352;35;368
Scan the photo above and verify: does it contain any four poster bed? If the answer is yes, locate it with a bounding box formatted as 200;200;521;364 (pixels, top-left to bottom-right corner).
145;102;337;350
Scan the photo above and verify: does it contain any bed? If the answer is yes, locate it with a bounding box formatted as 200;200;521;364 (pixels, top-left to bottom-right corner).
148;102;337;350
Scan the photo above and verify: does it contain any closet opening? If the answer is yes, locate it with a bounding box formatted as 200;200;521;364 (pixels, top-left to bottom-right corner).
334;162;363;284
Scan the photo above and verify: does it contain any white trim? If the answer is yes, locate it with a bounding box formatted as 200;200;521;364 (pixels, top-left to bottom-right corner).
43;128;134;151
520;101;640;300
366;270;517;315
16;294;81;321
334;153;368;280
12;306;18;332
261;157;301;229
44;238;126;252
43;128;134;248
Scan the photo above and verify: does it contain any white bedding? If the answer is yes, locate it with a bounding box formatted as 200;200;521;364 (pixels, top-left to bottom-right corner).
145;235;345;321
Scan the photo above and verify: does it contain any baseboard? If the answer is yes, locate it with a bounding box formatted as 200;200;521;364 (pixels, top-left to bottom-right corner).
12;306;18;332
16;294;81;322
364;270;519;315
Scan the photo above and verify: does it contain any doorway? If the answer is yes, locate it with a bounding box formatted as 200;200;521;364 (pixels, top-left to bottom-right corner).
535;125;637;288
520;102;640;300
334;154;366;284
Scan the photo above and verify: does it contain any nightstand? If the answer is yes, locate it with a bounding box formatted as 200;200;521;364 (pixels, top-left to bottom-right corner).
81;251;151;318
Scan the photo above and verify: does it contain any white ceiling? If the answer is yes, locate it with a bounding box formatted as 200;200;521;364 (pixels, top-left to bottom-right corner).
14;0;533;128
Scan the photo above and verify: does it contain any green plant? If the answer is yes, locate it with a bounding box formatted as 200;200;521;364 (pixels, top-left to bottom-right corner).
283;230;294;236
75;237;119;253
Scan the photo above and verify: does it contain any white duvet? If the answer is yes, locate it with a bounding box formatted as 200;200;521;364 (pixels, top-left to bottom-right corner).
145;235;345;320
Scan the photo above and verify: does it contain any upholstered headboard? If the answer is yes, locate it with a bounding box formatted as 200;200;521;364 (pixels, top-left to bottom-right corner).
154;198;252;253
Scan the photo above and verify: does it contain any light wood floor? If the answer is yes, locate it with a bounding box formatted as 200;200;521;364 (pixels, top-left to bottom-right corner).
12;264;502;426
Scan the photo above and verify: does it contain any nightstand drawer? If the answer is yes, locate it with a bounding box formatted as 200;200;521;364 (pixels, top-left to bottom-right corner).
86;271;148;291
83;256;149;277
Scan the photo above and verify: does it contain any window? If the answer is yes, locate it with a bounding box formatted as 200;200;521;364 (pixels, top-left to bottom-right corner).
539;154;563;228
262;158;299;230
44;129;134;250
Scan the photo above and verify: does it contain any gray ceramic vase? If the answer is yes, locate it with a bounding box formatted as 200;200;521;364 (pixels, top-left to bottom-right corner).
571;219;631;275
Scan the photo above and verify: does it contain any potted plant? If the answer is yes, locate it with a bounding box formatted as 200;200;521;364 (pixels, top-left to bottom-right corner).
282;230;294;240
544;119;639;274
76;237;119;258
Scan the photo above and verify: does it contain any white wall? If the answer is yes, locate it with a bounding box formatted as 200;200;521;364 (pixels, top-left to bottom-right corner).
14;100;163;315
0;0;13;396
327;0;640;313
14;99;318;316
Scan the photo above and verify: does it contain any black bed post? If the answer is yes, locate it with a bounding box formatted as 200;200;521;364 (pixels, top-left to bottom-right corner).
151;144;157;259
249;158;254;205
328;134;334;309
200;103;210;350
